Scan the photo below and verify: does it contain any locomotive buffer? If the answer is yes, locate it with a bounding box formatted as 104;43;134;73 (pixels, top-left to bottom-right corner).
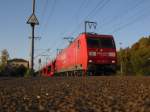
27;0;39;75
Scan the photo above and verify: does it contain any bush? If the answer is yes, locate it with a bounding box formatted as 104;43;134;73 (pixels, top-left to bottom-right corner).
0;65;28;77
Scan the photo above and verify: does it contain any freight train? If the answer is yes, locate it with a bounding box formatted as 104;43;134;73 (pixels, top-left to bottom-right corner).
41;33;117;76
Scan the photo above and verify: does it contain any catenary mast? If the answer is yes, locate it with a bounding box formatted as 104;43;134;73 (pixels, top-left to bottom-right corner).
27;0;39;75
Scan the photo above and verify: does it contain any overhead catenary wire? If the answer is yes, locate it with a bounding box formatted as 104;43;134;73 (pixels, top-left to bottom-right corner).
48;0;91;54
110;8;150;34
36;0;57;41
39;0;49;28
58;0;90;39
69;0;111;37
97;0;148;32
44;0;56;30
87;0;111;20
38;0;56;33
105;1;150;34
41;0;56;36
36;0;57;59
75;0;90;23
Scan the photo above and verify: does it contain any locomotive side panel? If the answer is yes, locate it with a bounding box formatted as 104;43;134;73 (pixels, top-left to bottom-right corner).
55;34;87;73
76;34;88;71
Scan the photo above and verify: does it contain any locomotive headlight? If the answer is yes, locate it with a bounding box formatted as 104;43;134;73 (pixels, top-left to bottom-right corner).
108;52;116;57
89;52;96;56
112;60;116;63
89;60;92;63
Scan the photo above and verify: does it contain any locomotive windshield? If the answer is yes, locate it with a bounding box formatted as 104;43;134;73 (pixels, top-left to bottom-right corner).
87;38;99;48
100;38;115;48
87;37;115;48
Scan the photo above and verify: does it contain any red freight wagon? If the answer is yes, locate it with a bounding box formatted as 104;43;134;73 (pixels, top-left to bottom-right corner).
54;33;117;75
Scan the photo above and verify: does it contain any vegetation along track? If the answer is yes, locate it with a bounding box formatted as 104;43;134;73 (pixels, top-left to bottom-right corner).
0;76;150;112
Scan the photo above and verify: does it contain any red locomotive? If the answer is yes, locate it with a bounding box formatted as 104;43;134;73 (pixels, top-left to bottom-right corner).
42;33;117;76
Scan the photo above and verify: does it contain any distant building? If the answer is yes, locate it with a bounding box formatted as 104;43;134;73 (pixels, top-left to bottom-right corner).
8;58;29;68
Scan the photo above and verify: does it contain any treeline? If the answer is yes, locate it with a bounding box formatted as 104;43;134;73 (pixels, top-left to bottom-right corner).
117;36;150;76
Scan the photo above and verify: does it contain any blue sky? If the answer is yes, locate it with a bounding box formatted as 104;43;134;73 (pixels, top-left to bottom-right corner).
0;0;150;68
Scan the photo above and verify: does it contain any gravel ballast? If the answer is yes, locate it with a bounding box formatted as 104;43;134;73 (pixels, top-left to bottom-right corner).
0;76;150;112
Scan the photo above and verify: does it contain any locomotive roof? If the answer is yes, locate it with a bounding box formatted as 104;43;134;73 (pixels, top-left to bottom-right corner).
81;32;113;37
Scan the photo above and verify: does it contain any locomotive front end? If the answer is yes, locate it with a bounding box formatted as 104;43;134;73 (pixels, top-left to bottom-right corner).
86;34;117;74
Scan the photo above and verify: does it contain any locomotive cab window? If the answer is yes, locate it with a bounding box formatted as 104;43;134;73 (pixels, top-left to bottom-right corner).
87;38;99;48
87;37;115;48
99;38;115;48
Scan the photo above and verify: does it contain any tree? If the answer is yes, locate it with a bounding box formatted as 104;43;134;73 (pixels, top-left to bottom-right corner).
1;49;9;66
130;37;150;75
0;49;9;76
117;36;150;76
117;48;133;75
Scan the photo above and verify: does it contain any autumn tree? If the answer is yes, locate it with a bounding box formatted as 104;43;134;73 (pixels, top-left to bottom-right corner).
130;37;150;75
117;36;150;75
118;48;133;75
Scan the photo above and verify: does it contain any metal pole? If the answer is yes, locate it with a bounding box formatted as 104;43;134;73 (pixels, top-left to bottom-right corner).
33;0;35;14
120;55;123;75
31;24;35;73
27;0;39;76
30;0;35;74
30;0;35;75
85;21;87;34
119;42;123;75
